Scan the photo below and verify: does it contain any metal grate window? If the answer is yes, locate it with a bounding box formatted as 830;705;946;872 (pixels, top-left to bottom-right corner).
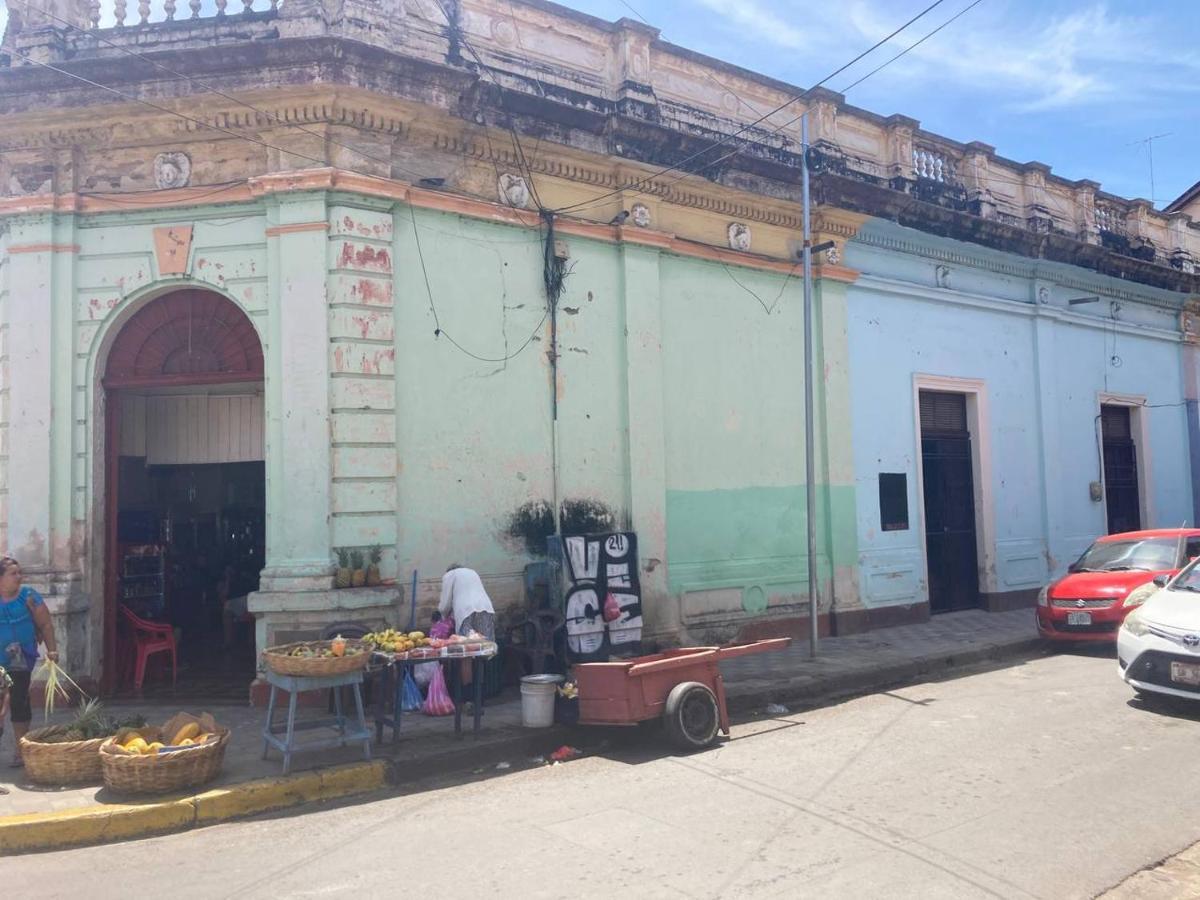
1101;404;1132;441
879;473;909;532
920;391;968;435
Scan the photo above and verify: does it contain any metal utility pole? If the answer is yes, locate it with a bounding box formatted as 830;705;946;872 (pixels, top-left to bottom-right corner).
801;113;818;657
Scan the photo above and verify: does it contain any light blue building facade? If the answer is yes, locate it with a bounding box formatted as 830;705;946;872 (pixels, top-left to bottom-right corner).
844;218;1194;625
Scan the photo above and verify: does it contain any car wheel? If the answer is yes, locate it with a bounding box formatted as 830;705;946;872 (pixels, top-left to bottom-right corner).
663;682;720;751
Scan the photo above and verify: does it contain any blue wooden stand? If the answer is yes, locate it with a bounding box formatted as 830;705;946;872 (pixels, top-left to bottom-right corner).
261;669;372;775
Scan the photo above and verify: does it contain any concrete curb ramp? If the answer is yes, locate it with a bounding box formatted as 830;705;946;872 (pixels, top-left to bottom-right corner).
0;759;389;855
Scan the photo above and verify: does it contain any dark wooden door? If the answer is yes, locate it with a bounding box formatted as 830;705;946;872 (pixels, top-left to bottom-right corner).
921;392;980;613
1102;405;1141;534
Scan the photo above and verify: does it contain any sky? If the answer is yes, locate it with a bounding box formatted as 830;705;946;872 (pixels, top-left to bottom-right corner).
564;0;1200;207
2;0;1197;206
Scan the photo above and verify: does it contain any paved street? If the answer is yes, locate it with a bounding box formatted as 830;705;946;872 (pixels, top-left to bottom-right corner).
10;649;1200;899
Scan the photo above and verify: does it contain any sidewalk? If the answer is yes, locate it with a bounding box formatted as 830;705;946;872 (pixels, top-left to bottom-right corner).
1;607;1044;853
722;607;1044;712
1101;841;1200;898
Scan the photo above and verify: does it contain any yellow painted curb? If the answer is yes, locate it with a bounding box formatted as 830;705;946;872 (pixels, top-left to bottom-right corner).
193;760;387;824
0;760;389;855
0;798;196;855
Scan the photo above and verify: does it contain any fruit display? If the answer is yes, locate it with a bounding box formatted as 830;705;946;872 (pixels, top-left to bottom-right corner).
283;641;364;660
100;712;230;794
30;699;145;744
263;639;371;675
364;630;498;659
110;713;223;755
335;548;352;589
363;628;430;654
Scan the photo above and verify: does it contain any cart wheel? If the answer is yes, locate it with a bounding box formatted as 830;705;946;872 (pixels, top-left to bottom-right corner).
663;681;720;751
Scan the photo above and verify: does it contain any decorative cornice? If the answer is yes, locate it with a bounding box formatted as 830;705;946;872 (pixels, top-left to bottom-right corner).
852;227;1194;310
856;273;1183;341
1;167;856;281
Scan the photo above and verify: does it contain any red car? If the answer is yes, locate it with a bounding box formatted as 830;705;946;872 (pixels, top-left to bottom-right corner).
1036;528;1200;642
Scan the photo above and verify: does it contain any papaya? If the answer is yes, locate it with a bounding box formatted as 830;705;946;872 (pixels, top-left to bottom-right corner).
171;722;201;745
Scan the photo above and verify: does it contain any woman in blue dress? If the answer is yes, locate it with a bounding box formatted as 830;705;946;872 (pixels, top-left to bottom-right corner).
0;556;60;766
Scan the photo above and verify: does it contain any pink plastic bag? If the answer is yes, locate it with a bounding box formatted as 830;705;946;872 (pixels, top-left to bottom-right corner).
422;663;456;716
603;592;621;623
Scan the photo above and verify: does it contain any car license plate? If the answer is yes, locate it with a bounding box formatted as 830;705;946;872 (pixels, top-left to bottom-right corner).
1067;612;1092;626
1171;662;1200;686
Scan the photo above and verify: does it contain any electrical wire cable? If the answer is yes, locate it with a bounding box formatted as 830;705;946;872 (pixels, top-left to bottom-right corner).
407;201;548;364
432;0;545;211
550;0;951;215
5;0;444;185
555;0;986;218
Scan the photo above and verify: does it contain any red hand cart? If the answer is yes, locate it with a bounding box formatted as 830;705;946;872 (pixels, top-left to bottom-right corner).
572;638;792;750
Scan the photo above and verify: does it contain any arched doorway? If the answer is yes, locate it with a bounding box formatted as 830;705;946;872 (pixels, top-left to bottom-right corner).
102;289;265;696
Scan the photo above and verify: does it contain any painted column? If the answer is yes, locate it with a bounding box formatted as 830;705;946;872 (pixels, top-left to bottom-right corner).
2;211;86;664
812;272;862;631
259;194;334;592
618;240;676;641
1032;300;1065;573
5;214;55;572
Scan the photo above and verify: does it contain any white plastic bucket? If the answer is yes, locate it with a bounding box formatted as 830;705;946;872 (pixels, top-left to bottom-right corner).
520;674;563;728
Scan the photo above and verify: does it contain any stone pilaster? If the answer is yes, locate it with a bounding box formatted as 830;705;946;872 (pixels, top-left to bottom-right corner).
618;240;674;644
2;211;88;669
258;194;335;593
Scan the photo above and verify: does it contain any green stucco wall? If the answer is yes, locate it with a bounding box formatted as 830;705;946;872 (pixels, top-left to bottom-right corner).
1;189;860;671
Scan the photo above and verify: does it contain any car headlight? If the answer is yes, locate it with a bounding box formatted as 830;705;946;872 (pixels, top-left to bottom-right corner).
1122;608;1150;636
1037;585;1049;607
1123;583;1156;608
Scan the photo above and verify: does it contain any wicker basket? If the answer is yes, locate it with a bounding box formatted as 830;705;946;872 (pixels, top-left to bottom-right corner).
262;640;370;677
99;727;230;795
20;726;106;785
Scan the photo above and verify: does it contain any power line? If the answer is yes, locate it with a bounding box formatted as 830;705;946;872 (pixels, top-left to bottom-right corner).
3;37;548;366
838;0;987;94
4;46;342;170
557;0;987;218
7;0;444;185
408;201;549;364
723;260;800;315
432;0;545;211
551;0;951;215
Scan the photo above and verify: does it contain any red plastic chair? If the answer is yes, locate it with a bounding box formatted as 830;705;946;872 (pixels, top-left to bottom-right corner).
119;605;177;693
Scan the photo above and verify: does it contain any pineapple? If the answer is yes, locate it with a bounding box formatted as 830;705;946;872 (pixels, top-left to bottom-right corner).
367;544;383;587
335;548;352;589
350;549;367;588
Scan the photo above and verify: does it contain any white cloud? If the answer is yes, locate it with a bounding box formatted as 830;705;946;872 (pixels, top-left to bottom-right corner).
692;0;817;52
691;0;1199;113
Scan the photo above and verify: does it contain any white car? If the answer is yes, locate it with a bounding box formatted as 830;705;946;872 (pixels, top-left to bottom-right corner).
1118;564;1200;702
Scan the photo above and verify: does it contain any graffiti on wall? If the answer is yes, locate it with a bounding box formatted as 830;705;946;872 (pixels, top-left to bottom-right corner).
561;531;643;660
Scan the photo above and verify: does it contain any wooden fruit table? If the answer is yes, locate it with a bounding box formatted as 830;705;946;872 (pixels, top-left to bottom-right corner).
260;668;372;775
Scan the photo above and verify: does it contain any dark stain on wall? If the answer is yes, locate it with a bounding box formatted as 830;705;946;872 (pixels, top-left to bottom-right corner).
503;497;623;556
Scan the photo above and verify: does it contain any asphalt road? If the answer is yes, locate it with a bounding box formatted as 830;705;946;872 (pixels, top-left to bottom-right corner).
11;649;1200;899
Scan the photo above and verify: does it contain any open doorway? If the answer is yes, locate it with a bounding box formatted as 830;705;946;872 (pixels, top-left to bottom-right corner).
102;290;265;698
